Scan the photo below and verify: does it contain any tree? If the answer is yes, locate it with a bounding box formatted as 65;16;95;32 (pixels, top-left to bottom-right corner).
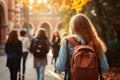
51;0;120;42
84;0;120;42
51;0;120;66
51;0;90;33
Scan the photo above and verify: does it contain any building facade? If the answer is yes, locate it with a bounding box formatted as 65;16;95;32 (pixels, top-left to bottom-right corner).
0;0;62;45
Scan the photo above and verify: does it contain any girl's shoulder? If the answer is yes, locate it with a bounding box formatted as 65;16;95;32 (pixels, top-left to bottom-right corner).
63;34;86;45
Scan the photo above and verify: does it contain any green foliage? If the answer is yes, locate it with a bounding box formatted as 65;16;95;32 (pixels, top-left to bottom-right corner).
57;9;76;33
81;0;120;42
107;41;120;66
56;0;120;63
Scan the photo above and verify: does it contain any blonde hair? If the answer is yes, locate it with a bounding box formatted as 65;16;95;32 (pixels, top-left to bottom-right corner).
69;13;107;57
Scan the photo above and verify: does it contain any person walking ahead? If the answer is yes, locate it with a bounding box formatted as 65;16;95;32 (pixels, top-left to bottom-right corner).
19;30;30;80
56;13;109;80
51;30;61;73
30;28;50;80
5;30;22;80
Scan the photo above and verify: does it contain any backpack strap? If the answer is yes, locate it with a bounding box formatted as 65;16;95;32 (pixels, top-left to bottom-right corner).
98;59;104;80
66;37;79;47
64;39;71;80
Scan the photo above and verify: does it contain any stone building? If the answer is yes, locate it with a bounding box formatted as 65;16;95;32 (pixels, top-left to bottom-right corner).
0;0;62;46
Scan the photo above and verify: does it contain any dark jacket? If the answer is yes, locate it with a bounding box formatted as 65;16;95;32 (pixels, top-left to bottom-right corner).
51;38;61;58
30;37;50;68
5;41;22;68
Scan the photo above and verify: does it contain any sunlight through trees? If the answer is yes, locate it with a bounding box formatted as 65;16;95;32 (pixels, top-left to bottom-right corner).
20;0;90;14
51;0;90;13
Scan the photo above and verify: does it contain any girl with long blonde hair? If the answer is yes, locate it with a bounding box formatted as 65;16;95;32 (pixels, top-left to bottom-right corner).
56;13;109;80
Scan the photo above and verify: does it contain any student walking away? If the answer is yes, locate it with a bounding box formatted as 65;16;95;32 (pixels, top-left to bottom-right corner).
30;28;50;80
18;30;30;80
51;30;61;73
5;30;22;80
56;13;109;80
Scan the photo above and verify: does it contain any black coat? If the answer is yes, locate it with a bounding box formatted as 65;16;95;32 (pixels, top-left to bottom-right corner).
51;38;60;58
5;41;22;68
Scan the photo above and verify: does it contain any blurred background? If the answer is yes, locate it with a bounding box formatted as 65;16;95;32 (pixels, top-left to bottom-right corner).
0;0;120;79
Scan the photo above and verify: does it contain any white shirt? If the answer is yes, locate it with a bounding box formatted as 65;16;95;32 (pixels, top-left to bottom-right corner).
19;36;30;52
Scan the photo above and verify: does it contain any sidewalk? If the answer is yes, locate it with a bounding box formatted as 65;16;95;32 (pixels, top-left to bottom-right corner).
0;50;64;80
1;51;120;80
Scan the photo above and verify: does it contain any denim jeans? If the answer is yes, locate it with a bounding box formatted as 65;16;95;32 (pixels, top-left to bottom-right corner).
36;66;45;80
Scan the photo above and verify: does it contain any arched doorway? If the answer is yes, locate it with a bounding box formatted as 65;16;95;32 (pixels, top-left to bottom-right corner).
41;23;50;39
22;23;34;38
0;4;6;44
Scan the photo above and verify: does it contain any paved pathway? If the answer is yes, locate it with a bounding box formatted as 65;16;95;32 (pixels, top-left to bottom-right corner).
0;50;64;80
1;47;120;80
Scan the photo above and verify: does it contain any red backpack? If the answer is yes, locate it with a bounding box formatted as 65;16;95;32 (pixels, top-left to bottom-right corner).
67;37;99;80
